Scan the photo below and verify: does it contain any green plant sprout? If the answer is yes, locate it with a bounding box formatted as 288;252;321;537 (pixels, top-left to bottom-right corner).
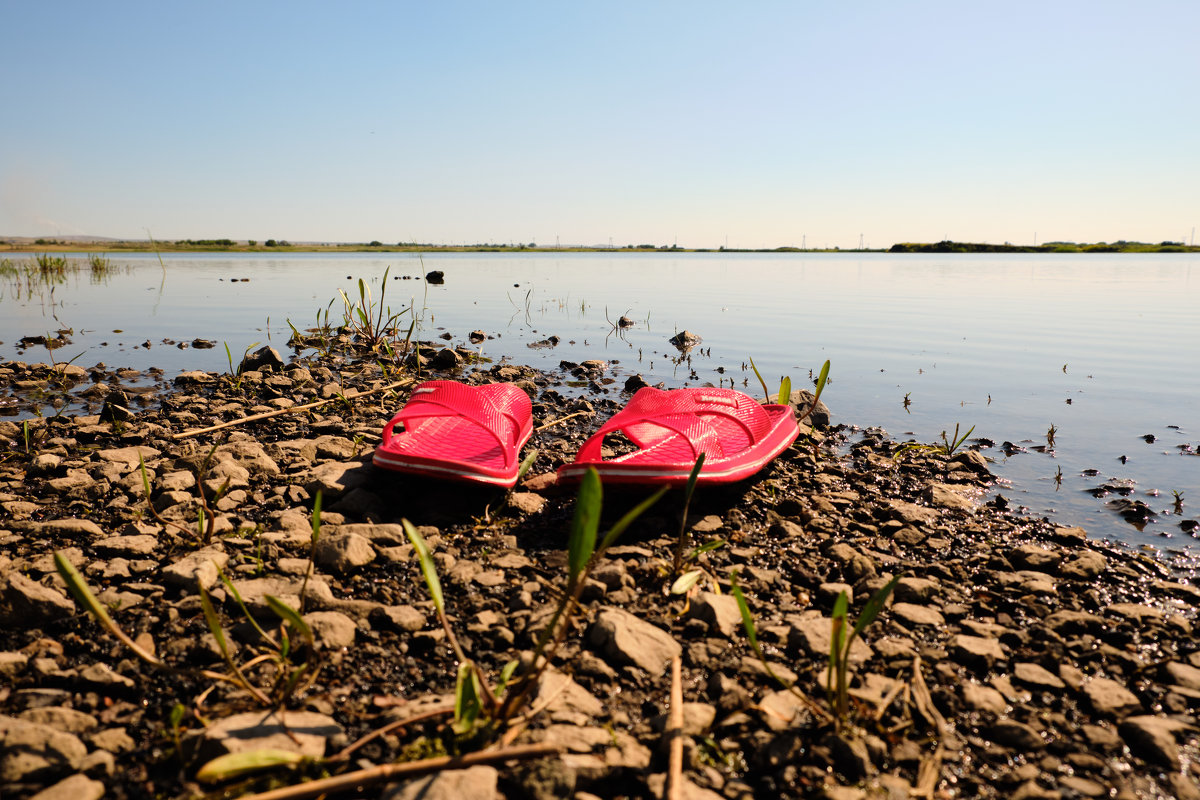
224;341;261;393
338;266;412;352
894;423;976;460
827;578;899;725
55;552;320;710
731;571;899;732
671;454;706;579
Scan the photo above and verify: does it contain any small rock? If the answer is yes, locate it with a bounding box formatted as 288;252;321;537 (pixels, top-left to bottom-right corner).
1084;677;1142;718
194;710;342;763
238;345;285;373
1058;551;1107;580
891;603;945;627
1009;544;1062;573
789;617;873;663
926;483;975;512
383;765;496;800
1119;715;1191;769
161;546;228;591
893;577;939;604
26;773;105;800
370;605;427;632
962;682;1007;714
987;719;1045;750
949;634;1006;669
508;492;547;515
668;331;702;350
0;715;88;783
1012;663;1066;690
590;607;681;674
0;572;75;627
313;533;376;573
304;611;357;648
687;592;742;638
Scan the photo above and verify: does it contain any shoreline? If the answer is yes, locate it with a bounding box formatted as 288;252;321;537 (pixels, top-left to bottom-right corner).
4;240;1198;255
2;342;1200;799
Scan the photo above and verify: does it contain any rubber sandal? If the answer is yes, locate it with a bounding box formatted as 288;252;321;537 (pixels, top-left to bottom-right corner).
557;387;799;485
373;381;533;487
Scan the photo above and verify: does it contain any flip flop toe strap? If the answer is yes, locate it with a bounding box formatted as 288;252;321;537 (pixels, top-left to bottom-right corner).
573;387;774;468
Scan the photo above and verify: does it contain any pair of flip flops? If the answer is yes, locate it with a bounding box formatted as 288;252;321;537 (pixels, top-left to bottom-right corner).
373;380;801;488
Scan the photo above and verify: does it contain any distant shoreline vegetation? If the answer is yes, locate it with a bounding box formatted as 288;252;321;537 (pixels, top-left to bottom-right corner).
888;239;1197;254
1;237;1196;254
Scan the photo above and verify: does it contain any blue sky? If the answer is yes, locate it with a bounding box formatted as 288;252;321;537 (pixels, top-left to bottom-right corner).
2;1;1197;248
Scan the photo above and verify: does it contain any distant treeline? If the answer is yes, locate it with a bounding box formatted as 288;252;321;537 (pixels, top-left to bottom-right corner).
889;240;1197;254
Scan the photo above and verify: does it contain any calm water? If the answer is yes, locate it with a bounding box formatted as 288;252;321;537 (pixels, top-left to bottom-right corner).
3;251;1199;553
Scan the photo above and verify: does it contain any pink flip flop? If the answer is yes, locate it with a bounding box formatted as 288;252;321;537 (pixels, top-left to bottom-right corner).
557;387;799;485
373;381;533;487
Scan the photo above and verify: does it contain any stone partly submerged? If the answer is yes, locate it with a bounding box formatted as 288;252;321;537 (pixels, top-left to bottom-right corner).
668;330;702;350
0;342;1199;799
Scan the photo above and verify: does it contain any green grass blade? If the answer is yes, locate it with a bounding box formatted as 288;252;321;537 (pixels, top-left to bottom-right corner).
567;467;602;582
688;540;725;560
453;661;482;734
683;453;705;507
729;570;761;653
495;658;520;697
54;551;116;630
138;454;152;500
265;595;315;647
813;360;831;403
198;584;232;660
218;567;276;648
778;376;791;404
311;490;323;544
403;519;444;614
597;484;667;555
196;749;306;784
516;448;539;482
748;356;770;402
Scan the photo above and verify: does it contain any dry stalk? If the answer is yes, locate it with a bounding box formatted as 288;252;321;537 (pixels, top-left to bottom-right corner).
666;654;684;800
235;742;561;800
173;379;413;439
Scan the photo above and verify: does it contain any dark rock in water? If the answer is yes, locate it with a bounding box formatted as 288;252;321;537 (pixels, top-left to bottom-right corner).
426;270;445;284
469;330;487;343
431;347;460;369
1142;434;1157;443
668;330;702;350
1180;519;1198;534
618;316;634;328
624;374;650;393
239;345;285;374
99;390;134;423
1090;478;1136;498
1106;498;1155;526
439;332;453;340
527;336;560;349
191;338;216;349
1001;441;1025;456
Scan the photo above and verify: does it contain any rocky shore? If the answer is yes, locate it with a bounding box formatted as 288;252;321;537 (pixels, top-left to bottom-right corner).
2;342;1200;800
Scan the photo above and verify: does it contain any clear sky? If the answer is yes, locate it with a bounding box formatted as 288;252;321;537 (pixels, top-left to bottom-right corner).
2;1;1197;249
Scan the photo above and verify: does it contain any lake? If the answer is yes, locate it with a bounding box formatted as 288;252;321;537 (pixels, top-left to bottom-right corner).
3;250;1198;553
